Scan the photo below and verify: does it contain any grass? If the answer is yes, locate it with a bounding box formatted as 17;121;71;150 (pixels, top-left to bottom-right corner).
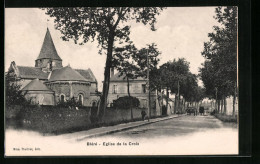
213;113;237;123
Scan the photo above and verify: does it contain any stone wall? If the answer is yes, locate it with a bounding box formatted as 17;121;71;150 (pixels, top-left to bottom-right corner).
89;82;97;93
24;91;55;105
35;59;62;69
103;107;159;123
46;82;99;107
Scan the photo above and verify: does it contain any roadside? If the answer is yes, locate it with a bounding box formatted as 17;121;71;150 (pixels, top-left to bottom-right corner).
5;114;238;156
59;114;181;141
213;113;238;123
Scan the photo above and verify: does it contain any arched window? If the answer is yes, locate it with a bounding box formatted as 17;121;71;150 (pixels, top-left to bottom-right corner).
60;94;66;103
92;101;96;107
78;94;84;106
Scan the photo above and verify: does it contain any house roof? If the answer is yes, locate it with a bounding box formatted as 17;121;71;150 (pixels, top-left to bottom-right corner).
48;65;89;82
17;66;49;80
22;79;53;91
75;68;97;83
110;72;145;82
36;28;62;61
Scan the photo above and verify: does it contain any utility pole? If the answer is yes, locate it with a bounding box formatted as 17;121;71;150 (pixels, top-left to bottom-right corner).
147;49;150;122
177;79;180;114
215;87;218;111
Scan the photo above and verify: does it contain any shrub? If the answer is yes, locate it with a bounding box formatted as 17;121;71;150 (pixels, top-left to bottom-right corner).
57;97;82;108
5;71;31;106
214;113;237;123
113;96;140;109
13;105;91;133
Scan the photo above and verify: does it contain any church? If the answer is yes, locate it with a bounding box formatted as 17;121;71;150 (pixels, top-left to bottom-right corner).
8;28;100;107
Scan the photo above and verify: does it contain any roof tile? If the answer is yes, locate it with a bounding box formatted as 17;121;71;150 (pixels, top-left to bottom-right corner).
37;28;62;61
22;79;53;91
17;66;49;80
49;66;89;82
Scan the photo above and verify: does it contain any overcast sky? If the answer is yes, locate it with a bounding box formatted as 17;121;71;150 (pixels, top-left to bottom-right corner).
5;7;218;90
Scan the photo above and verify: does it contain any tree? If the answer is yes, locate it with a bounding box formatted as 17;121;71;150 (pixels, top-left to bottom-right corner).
181;72;198;109
150;67;164;114
200;6;237;115
44;7;165;120
132;43;161;78
5;71;28;106
159;58;190;113
113;43;138;120
132;43;161;118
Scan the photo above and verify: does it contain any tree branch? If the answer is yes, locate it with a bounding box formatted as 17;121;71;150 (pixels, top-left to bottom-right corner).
113;7;128;29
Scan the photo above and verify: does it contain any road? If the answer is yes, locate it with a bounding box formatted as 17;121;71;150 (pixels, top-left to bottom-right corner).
5;115;238;156
101;114;237;139
84;115;238;155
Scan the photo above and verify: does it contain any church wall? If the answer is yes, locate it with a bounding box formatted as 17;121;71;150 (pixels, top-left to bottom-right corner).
35;59;62;69
89;82;97;93
24;91;55;105
46;82;99;107
46;83;71;104
87;95;100;107
71;83;90;107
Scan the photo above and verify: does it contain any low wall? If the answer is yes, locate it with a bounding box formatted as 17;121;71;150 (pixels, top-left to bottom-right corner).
103;107;158;123
5;105;160;133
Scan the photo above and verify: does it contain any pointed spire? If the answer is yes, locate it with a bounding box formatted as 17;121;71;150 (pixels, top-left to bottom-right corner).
36;28;62;61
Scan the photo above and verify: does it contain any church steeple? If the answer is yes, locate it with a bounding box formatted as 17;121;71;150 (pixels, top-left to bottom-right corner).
37;28;62;61
35;28;63;71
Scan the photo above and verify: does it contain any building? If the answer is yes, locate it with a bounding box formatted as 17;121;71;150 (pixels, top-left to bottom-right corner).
107;71;161;115
8;28;100;107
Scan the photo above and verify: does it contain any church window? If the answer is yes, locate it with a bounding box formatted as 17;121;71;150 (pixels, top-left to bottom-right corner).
92;101;96;107
78;94;84;106
60;94;66;103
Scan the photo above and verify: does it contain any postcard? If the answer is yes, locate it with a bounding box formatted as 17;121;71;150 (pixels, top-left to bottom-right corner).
5;7;238;156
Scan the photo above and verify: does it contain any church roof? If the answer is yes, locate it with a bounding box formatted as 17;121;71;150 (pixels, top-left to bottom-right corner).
110;72;145;82
75;68;97;83
22;79;53;91
17;66;49;80
36;28;62;61
48;65;89;82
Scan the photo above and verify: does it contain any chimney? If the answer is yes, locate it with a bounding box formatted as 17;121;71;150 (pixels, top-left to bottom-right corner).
110;67;114;77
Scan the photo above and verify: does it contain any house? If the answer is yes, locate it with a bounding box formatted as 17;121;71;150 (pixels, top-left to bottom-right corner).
107;71;161;115
8;28;99;107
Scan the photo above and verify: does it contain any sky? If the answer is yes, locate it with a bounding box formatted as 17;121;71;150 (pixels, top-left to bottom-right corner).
5;7;218;90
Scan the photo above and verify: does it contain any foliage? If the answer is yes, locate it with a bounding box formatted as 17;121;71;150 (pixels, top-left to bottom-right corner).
5;71;30;106
12;105;91;134
113;96;140;109
43;7;165;119
199;6;237;100
113;42;139;88
57;96;82;108
132;43;161;79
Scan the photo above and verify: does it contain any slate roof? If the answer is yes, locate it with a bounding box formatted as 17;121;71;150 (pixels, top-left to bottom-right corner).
110;72;145;82
17;66;49;80
36;28;62;61
48;66;89;82
22;79;53;91
75;68;97;83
